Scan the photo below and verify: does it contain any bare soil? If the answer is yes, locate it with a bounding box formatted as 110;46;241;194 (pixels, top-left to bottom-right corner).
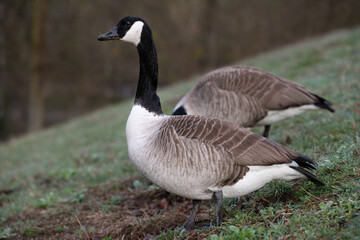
3;177;220;239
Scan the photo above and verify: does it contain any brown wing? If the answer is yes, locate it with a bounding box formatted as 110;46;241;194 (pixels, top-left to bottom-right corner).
163;115;299;186
197;66;318;110
186;80;267;126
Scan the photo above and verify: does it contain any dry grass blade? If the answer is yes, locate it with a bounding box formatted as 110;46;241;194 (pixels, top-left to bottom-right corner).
299;186;322;201
74;214;90;239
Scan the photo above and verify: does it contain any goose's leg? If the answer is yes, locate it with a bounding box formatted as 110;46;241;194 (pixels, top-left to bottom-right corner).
184;199;201;230
212;190;223;226
263;125;271;138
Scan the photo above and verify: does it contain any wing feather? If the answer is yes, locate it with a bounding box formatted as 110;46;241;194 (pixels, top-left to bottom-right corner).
162;115;299;186
198;66;318;110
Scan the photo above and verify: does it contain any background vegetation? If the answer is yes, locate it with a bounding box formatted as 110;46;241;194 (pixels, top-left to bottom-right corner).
1;0;360;141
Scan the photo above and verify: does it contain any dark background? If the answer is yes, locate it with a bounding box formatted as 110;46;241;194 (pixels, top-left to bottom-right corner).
1;0;360;142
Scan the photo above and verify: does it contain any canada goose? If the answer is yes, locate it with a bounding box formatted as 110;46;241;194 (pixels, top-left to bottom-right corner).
98;16;324;230
173;66;335;137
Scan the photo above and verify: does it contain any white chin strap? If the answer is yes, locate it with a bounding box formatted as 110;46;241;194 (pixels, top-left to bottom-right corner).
121;21;144;46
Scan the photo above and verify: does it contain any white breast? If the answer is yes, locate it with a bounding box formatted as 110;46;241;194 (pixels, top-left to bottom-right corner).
126;105;168;168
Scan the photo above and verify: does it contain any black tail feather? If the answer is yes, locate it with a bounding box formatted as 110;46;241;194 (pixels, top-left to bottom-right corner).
293;154;317;170
314;94;335;113
290;166;325;186
292;154;324;186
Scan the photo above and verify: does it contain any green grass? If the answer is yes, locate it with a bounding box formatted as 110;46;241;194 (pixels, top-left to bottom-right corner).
1;27;360;239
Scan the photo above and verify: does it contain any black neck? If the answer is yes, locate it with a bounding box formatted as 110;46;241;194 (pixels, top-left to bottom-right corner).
134;26;162;115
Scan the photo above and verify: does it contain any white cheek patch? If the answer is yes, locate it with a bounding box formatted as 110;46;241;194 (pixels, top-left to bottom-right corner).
121;21;144;46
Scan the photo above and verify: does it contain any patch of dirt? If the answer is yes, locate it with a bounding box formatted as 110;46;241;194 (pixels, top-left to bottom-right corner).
2;176;321;239
3;177;215;239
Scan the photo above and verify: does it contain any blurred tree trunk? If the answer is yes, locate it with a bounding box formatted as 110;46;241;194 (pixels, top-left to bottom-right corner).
203;0;218;68
28;0;46;132
0;1;7;139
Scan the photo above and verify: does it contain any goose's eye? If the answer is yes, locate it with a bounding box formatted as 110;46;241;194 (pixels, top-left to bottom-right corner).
126;21;131;26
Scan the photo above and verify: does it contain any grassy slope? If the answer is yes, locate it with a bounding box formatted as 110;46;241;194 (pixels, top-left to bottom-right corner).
0;27;359;239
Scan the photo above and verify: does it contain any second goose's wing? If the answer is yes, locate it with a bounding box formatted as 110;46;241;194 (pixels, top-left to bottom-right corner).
185;80;267;127
199;66;320;110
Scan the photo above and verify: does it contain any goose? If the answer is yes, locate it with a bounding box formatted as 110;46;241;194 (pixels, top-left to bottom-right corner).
173;66;335;138
98;16;324;230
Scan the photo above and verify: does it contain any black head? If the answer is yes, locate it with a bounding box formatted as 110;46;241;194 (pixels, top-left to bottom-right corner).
98;16;146;46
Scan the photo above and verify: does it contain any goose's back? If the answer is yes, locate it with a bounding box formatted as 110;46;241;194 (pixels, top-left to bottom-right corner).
183;66;318;127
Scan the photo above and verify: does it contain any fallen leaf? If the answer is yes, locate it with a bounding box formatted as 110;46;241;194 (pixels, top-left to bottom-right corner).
158;198;169;209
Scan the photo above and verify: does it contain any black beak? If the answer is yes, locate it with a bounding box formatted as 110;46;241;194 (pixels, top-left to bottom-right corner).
98;26;119;41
